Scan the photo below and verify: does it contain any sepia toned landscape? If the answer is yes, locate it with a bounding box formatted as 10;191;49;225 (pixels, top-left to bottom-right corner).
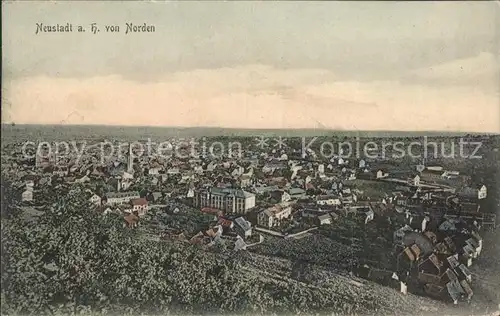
2;1;499;315
1;125;499;315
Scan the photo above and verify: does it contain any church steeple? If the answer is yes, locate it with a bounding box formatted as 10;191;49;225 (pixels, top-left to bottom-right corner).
127;144;134;174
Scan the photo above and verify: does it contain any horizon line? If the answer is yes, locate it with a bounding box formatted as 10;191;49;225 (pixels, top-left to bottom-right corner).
2;123;499;136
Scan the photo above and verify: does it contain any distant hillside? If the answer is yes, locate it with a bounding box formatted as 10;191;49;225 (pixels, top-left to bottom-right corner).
235;251;461;316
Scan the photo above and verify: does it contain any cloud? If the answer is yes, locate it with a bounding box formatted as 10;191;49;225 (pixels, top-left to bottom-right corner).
407;52;500;90
2;63;499;132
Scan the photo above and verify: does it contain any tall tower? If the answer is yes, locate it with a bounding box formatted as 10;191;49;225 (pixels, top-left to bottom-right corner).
127;144;134;174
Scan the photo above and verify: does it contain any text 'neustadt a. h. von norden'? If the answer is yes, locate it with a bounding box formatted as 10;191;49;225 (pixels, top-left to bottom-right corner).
35;22;156;35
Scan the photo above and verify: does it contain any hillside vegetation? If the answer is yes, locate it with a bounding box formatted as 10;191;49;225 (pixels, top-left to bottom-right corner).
1;188;453;315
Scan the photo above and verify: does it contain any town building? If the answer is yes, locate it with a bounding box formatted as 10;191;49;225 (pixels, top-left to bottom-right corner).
105;191;141;205
193;187;256;214
257;202;293;228
25;180;35;190
130;198;148;216
458;185;487;201
316;195;342;206
407;174;420;186
239;174;252;187
317;213;334;225
376;169;389;179
234;217;252;238
270;190;291;203
22;190;33;202
288;187;306;200
254;185;279;195
89;193;102;206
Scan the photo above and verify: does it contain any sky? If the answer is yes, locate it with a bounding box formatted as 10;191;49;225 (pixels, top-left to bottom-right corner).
2;1;500;132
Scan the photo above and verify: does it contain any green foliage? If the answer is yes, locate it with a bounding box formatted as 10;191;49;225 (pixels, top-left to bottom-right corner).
1;178;452;315
1;186;381;315
1;188;239;315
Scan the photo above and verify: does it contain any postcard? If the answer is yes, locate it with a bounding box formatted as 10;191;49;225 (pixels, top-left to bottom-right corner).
1;1;499;315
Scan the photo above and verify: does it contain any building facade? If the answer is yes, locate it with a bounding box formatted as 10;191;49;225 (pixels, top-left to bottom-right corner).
194;187;256;214
257;202;293;228
89;194;102;206
130;198;149;216
105;191;141;205
22;190;33;202
316;195;342;206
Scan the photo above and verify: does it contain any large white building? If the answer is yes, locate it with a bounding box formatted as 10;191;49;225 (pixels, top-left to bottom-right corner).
194;187;255;214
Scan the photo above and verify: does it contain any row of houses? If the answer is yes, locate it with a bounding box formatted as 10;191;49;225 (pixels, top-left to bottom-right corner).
396;228;480;304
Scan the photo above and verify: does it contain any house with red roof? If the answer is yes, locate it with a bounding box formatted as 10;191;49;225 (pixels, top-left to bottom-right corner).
130;198;148;216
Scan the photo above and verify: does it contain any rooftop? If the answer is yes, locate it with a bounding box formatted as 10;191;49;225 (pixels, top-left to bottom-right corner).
264;202;292;216
210;187;255;198
234;217;252;231
131;198;148;206
287;187;305;195
106;191;140;199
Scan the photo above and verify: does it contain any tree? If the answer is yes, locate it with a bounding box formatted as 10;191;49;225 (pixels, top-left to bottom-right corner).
1;182;422;315
1;186;249;314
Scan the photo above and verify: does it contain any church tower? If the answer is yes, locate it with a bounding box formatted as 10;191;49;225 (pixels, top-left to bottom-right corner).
127;144;134;174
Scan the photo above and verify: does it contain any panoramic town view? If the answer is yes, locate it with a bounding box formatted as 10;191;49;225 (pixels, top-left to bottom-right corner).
3;1;499;315
1;126;499;315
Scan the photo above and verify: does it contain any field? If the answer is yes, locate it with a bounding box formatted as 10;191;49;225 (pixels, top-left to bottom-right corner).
345;179;401;198
251;214;397;272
